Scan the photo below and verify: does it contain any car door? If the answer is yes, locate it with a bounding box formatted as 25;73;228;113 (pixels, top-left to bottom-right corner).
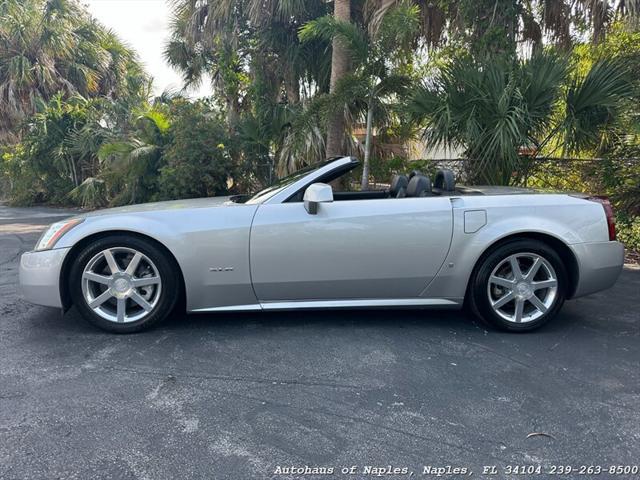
249;197;453;302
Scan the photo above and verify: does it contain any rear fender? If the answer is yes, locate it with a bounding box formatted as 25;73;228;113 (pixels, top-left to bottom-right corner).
422;199;605;299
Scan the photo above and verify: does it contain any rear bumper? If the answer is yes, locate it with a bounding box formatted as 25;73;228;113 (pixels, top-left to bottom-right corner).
570;241;624;298
19;248;70;308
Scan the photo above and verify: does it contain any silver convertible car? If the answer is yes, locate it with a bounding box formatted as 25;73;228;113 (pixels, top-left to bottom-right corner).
20;156;624;333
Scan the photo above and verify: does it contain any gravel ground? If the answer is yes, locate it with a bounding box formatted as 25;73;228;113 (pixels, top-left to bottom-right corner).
1;203;639;480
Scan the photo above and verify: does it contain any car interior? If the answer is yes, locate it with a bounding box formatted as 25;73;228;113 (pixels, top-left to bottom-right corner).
286;165;460;203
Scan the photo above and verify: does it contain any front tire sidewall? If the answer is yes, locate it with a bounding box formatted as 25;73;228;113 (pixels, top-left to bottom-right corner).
69;235;179;333
470;240;567;332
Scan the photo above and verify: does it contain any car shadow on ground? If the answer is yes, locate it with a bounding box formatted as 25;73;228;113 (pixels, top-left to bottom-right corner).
27;266;637;339
38;302;585;338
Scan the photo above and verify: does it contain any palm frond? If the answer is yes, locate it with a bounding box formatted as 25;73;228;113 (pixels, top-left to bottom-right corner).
562;58;633;154
299;16;369;66
68;176;106;208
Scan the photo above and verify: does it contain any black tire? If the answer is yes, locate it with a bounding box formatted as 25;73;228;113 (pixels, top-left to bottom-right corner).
468;239;567;332
69;234;180;333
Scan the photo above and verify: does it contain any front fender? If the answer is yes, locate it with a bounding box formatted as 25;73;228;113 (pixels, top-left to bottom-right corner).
55;205;260;311
57;215;181;250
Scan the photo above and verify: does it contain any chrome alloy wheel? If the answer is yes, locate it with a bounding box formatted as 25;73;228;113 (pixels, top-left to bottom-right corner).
487;252;558;324
81;247;162;323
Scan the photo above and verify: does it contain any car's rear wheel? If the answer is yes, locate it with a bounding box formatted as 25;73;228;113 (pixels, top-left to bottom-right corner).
469;239;567;332
69;235;179;333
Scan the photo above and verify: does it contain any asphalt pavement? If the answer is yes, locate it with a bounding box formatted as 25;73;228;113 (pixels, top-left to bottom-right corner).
0;203;639;480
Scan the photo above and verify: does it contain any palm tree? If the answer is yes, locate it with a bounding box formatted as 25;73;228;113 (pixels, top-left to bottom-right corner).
244;0;330;103
164;0;329;125
0;0;148;143
98;108;171;204
165;0;332;182
300;3;418;188
164;0;245;127
407;53;633;184
364;0;640;52
325;0;352;157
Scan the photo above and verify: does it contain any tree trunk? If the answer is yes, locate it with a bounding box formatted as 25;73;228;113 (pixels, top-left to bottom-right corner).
68;157;79;187
284;69;300;105
326;0;351;157
361;97;374;190
226;95;240;129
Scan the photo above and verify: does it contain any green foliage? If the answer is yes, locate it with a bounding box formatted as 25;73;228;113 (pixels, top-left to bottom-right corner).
1;94;109;205
407;52;634;185
460;0;520;55
0;0;149;142
159;101;234;199
562;59;634;155
271;100;326;177
2;145;43;205
68;177;106;209
408;53;562;183
617;216;640;252
98;106;171;205
299;16;371;65
2;94;243;207
299;3;419;186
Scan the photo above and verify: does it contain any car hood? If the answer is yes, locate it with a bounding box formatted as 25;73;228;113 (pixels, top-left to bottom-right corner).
76;196;237;218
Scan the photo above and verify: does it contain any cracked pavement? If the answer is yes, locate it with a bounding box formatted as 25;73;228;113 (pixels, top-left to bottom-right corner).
0;202;639;479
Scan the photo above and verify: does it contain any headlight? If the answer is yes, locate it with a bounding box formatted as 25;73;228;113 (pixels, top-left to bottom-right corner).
35;218;84;251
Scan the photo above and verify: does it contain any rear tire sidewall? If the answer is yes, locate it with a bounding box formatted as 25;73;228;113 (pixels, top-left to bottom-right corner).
470;239;567;332
69;235;179;333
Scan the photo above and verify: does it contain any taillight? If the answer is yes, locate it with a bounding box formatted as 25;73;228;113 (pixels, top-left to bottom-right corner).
587;196;616;241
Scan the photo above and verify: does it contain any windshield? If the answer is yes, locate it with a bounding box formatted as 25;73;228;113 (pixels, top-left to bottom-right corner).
245;158;340;204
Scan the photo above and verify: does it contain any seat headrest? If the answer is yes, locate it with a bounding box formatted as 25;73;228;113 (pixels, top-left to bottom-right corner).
406;174;432;197
434;169;455;191
390;174;408;198
408;170;422;180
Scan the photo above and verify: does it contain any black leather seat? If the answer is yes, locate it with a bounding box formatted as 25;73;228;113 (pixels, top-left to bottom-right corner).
389;174;409;198
434;169;455;191
406;174;432;197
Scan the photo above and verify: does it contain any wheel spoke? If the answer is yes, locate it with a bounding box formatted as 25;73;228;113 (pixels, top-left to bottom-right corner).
509;256;523;281
488;252;558;324
103;249;120;274
524;257;542;281
514;298;525;322
125;252;142;276
490;275;516;289
492;291;515;309
83;271;111;285
132;276;160;288
130;291;153;312
116;298;126;322
82;246;161;324
532;279;557;290
529;294;548;313
89;290;113;309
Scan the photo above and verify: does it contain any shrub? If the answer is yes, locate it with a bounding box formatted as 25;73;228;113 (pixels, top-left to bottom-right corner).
617;216;640;253
158;101;234;199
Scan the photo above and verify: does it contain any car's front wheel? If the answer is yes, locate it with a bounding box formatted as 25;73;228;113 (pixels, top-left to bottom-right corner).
69;235;179;333
469;239;567;332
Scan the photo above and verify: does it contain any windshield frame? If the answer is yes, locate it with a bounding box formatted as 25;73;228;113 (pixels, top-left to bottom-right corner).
245;157;356;205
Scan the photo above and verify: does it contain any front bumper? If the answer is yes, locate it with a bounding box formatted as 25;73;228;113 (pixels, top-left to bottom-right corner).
19;248;70;308
569;241;625;298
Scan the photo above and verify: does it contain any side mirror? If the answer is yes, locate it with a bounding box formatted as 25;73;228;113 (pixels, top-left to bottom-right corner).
303;183;333;214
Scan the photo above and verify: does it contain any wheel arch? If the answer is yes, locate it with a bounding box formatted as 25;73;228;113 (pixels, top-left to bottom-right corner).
59;230;187;312
467;232;580;300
